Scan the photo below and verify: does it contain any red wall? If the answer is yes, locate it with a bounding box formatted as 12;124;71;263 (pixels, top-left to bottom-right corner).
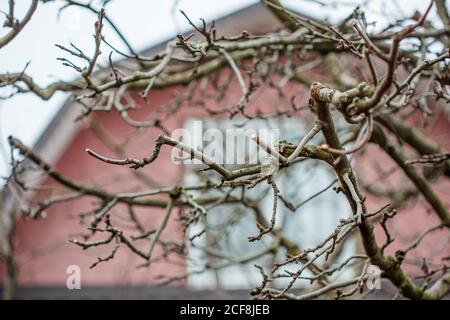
2;70;449;287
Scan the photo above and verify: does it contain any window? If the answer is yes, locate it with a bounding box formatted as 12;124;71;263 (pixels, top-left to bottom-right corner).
183;117;355;290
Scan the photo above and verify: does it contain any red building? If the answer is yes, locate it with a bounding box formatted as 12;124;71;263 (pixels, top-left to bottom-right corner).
1;3;449;299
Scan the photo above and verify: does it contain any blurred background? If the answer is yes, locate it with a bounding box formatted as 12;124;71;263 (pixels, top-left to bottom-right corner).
0;0;448;299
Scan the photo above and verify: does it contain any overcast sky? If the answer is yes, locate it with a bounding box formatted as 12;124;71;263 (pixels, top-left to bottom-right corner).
0;0;440;180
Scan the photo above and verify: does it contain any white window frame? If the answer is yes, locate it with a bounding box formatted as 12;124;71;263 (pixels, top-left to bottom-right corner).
183;117;356;290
